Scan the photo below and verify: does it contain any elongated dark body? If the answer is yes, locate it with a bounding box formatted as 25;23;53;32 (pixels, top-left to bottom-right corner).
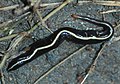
7;15;114;71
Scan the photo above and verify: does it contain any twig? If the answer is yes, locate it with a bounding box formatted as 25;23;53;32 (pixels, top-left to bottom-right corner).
0;12;31;29
7;32;28;51
0;32;28;70
112;36;120;43
106;22;120;43
114;22;120;30
80;43;107;84
40;2;62;7
0;70;5;84
35;0;53;33
93;1;120;6
0;34;17;41
80;73;89;84
99;9;120;14
43;0;73;22
0;4;19;11
1;1;120;12
28;0;73;33
36;9;53;33
33;45;88;84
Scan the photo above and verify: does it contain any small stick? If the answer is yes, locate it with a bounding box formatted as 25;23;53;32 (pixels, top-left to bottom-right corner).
28;0;73;33
0;34;17;41
0;1;119;12
0;12;31;29
93;1;120;6
99;9;120;14
80;73;89;84
0;5;19;11
80;43;107;84
112;36;120;43
0;32;28;70
36;9;53;33
43;0;73;22
0;70;5;84
107;22;120;43
34;0;53;33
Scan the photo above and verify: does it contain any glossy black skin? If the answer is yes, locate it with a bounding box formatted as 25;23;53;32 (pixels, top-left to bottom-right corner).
7;17;114;71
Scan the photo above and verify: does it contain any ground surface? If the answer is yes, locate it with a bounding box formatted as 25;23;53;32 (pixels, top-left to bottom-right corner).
0;0;120;84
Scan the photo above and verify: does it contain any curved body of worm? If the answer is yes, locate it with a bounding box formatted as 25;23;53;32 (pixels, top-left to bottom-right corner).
7;14;114;71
